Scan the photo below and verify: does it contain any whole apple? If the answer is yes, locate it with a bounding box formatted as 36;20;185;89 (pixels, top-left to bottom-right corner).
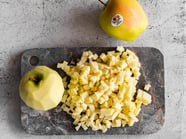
19;66;64;111
99;0;148;41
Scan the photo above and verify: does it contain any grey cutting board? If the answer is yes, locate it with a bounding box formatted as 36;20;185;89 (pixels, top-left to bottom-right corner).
20;47;165;135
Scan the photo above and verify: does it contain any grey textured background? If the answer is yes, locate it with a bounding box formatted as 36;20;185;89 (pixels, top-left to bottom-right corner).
0;0;185;139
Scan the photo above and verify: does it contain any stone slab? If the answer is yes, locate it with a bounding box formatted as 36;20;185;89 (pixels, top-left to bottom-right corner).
20;47;164;135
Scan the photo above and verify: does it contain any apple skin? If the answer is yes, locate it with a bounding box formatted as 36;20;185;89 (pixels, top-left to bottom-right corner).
99;0;148;41
19;66;64;111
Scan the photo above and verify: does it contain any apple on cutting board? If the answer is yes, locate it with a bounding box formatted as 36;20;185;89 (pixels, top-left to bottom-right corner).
19;66;64;111
98;0;148;41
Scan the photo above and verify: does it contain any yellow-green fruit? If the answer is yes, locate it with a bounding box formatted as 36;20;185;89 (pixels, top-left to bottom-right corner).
19;66;64;111
99;0;148;41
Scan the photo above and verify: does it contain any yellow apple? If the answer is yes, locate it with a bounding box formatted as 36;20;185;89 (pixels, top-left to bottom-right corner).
19;66;64;111
99;0;148;41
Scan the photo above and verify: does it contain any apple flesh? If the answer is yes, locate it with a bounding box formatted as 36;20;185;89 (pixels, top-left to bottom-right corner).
19;66;64;111
99;0;148;41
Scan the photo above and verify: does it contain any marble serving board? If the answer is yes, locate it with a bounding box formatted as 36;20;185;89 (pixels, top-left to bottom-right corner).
20;47;165;135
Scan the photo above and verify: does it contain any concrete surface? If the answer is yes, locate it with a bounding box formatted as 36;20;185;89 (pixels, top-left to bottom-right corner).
0;0;185;139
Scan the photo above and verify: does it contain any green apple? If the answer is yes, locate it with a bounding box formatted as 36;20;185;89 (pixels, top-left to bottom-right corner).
98;0;148;41
19;66;64;111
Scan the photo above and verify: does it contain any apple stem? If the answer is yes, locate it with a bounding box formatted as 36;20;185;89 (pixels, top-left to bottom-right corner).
98;0;107;6
29;78;38;83
29;75;43;85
